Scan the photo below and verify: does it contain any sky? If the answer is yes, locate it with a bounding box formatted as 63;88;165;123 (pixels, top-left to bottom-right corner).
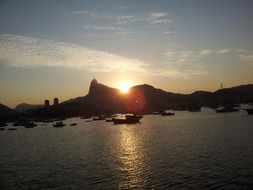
0;0;253;108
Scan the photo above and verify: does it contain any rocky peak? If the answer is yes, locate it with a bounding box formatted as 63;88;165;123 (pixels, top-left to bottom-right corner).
88;78;99;96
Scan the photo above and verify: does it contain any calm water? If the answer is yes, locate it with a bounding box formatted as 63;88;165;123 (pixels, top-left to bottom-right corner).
1;109;253;189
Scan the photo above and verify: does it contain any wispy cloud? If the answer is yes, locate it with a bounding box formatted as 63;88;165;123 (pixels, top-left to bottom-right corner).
72;10;114;20
1;34;233;79
161;50;200;78
82;24;126;32
0;34;202;79
156;67;204;78
162;48;232;78
199;49;212;56
150;19;172;24
165;48;231;65
237;51;253;63
0;34;147;73
149;12;168;18
236;49;246;53
116;11;172;25
72;10;172;25
165;50;196;65
72;10;92;15
216;49;230;54
163;31;174;35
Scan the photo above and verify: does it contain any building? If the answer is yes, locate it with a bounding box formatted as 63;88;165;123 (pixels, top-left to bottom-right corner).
53;98;59;105
44;99;50;107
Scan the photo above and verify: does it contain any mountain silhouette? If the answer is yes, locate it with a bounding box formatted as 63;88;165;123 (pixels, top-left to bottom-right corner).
1;80;253;120
0;103;19;121
15;103;43;112
65;80;253;114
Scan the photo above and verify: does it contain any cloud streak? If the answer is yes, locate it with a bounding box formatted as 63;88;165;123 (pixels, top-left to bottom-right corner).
237;51;253;63
116;11;172;25
162;48;232;78
72;10;114;20
0;34;234;79
0;34;147;73
217;49;230;54
200;49;212;56
72;10;172;25
0;34;200;79
82;24;126;32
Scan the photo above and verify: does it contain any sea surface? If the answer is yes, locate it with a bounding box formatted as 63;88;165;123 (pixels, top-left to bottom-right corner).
1;108;253;189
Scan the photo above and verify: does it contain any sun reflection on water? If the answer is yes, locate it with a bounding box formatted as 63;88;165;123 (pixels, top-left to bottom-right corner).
117;126;146;189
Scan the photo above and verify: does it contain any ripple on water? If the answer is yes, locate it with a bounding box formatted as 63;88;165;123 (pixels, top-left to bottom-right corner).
0;113;253;189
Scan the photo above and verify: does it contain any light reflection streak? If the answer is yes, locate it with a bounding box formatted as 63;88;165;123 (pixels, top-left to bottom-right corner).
117;126;146;189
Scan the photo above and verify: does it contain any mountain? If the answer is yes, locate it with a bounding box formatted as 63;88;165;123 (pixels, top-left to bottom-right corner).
15;103;43;112
0;103;19;121
25;80;253;118
0;103;13;113
129;84;186;112
61;79;125;113
84;81;253;112
86;79;125;113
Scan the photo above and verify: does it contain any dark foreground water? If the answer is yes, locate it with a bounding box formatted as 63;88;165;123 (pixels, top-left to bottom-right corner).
1;109;253;189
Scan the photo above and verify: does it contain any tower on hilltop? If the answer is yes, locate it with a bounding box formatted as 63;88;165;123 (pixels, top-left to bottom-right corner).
91;78;98;84
54;98;59;105
44;99;50;107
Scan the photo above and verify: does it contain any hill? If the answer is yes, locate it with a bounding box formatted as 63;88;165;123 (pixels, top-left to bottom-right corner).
15;103;43;112
0;103;19;121
19;80;253;118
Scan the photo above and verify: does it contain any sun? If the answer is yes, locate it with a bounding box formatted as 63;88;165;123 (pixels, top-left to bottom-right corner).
119;82;131;94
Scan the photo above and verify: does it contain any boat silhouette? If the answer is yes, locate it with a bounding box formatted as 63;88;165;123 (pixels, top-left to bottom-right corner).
53;121;65;127
112;114;142;124
216;106;238;113
93;116;106;121
160;111;175;116
245;108;253;115
24;121;37;128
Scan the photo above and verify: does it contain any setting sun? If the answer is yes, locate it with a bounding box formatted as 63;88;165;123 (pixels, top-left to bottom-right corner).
119;82;131;94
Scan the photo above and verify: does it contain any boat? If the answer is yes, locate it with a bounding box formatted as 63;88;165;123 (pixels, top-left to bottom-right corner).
93;116;105;121
112;114;142;124
8;128;17;130
0;122;7;127
160;111;175;116
125;114;143;119
161;112;175;116
13;122;20;126
105;118;114;122
112;117;140;124
216;106;239;113
43;119;54;123
24;122;37;128
70;123;77;126
12;120;37;128
53;121;65;127
246;108;253;115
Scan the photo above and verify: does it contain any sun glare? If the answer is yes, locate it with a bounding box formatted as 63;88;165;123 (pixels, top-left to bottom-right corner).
119;82;131;94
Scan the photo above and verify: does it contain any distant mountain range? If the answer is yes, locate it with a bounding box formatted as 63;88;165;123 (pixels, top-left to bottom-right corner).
15;103;43;112
0;103;19;121
1;79;253;120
